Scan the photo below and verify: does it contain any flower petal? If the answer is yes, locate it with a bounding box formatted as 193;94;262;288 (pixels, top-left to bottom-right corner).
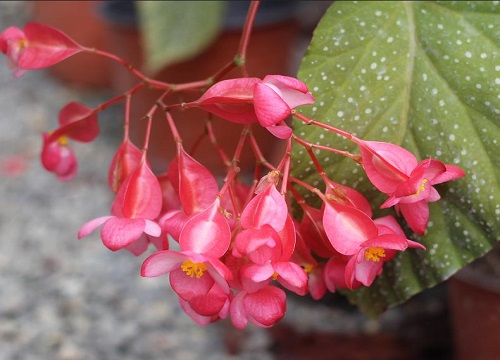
141;250;186;277
19;22;82;69
323;203;378;255
100;217;146;251
253;82;291;128
78;216;114;239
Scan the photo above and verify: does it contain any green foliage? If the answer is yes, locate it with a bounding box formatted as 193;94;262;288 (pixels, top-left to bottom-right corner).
294;1;499;315
136;1;226;74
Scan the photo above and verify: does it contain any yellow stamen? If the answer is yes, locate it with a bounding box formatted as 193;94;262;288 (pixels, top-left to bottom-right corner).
410;179;428;197
364;247;386;262
272;272;279;281
181;260;207;278
57;135;69;146
302;264;315;274
18;39;28;50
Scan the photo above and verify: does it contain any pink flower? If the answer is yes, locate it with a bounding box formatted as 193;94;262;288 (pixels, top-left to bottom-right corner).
108;138;142;192
0;22;82;77
40;133;77;181
230;285;286;329
141;199;233;324
187;75;314;139
40;102;99;181
323;203;425;289
0;26;27;77
157;146;219;241
240;182;288;232
355;140;465;234
78;159;162;254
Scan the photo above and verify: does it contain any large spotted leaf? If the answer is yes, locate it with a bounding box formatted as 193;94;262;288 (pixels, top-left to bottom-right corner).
293;1;499;316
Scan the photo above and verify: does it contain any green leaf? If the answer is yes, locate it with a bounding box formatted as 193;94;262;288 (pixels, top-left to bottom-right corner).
136;1;226;74
293;1;499;316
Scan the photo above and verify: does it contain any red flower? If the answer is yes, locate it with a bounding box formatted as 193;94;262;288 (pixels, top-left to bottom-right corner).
230;285;287;329
41;102;99;181
355;140;465;234
187;75;314;139
323;203;425;289
141;199;233;324
0;22;82;77
40;133;77;181
78;159;162;254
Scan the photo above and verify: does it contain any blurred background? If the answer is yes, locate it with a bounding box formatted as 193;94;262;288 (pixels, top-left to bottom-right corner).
0;2;460;359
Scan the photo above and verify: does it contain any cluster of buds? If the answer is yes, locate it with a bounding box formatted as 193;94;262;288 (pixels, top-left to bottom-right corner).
1;15;464;329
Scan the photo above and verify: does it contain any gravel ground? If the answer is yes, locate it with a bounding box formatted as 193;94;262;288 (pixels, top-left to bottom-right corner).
0;2;453;360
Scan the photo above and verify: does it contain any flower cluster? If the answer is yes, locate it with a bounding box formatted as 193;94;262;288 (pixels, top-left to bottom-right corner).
1;18;465;329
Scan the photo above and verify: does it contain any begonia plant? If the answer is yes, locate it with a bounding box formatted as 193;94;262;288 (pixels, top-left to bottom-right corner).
1;0;498;328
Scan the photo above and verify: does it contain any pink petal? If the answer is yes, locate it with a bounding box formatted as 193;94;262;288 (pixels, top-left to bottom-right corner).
299;205;334;258
274;262;308;295
365;141;419;176
325;180;373;217
240;184;287;231
277;215;296;262
40;133;78;181
108;139;142;192
431;164;466;185
140;250;186;277
187;282;229;316
244;286;287;328
263;75;309;92
179;199;231;258
230;290;249;329
0;26;24;54
157;172;181;213
265;124;293;139
170;267;215;301
253;82;291;128
263;75;315;108
177;147;219;215
190;78;260;124
54;101;99;143
348;251;384;287
242;262;275;283
323;203;378;255
360;234;409;251
77;216;114;239
205;258;232;292
112;158;162;220
233;226;280;264
197;77;259;102
18;22;82;69
179;298;219;326
324;256;349;292
308;267;327;300
125;234;149;256
398;201;429;235
158;209;189;242
100;217;146;251
143;219;162;237
355;140;414;194
374;215;405;236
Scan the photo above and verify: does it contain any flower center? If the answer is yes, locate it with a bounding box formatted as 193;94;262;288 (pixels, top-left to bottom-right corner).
57;135;69;146
301;263;315;274
364;247;386;262
181;260;207;278
411;178;428;197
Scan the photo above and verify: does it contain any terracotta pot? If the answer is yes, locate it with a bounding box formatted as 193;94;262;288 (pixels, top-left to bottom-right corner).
448;249;500;360
28;1;112;89
101;8;299;176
